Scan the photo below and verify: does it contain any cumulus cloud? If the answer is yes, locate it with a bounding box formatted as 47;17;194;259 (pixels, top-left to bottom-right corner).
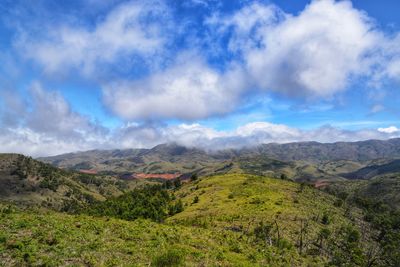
378;126;399;134
11;0;400;122
26;83;107;139
212;0;382;97
16;0;170;75
102;55;247;120
0;83;109;156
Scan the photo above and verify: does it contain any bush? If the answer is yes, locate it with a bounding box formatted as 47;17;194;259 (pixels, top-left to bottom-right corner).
334;199;343;207
39;177;60;192
190;173;198;181
321;213;330;225
169;200;184;215
319;228;331;240
152;249;184;267
173;178;182;189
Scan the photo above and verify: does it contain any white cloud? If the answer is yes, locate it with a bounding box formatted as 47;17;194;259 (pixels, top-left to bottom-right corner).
378;126;399;134
2;106;399;156
248;0;379;96
207;3;282;53
26;83;107;140
102;54;247;120
11;0;400;123
211;0;389;98
380;33;400;81
16;0;170;75
112;122;400;152
0;83;109;156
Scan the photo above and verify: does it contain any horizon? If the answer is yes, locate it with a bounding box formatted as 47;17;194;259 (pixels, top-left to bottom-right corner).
35;137;400;158
1;0;400;157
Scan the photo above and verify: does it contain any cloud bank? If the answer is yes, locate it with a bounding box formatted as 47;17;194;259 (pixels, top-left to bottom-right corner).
1;84;399;157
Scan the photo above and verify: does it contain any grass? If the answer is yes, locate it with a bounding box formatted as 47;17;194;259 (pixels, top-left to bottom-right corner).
0;173;373;266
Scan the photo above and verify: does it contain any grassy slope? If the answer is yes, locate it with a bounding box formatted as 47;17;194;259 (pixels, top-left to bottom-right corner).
170;174;363;246
1;206;254;266
0;154;147;211
1;174;370;266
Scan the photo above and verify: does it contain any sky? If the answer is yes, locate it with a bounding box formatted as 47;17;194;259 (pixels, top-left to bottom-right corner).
0;0;400;156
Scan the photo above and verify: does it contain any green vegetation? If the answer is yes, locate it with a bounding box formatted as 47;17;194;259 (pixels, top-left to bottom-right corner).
86;185;183;222
0;154;147;211
1;173;379;266
326;178;400;267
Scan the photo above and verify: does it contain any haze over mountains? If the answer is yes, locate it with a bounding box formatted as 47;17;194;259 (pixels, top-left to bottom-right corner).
39;138;400;181
42;138;400;165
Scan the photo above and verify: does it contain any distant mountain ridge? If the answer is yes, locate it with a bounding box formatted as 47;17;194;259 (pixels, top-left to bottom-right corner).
253;138;400;161
40;138;400;165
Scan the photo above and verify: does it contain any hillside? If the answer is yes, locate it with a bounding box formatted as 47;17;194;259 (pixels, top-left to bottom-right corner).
39;144;232;178
343;159;400;180
0;173;389;266
326;172;400;212
0;154;145;212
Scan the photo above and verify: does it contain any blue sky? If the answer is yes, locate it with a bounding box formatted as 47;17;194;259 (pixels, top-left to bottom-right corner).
0;0;400;156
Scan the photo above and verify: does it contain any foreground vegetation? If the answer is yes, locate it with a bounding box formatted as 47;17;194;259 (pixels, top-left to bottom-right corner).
2;172;395;266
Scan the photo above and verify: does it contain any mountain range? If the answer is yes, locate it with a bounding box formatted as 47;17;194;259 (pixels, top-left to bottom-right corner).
39;138;400;182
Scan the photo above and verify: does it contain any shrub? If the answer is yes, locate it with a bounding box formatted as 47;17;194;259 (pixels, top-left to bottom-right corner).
319;228;331;240
173;178;182;189
152;249;184;267
280;174;288;180
334;199;343;207
190;173;198;181
321;213;330;225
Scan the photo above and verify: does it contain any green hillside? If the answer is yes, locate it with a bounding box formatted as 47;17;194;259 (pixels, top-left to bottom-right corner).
0;173;385;266
326;172;400;212
0;154;146;212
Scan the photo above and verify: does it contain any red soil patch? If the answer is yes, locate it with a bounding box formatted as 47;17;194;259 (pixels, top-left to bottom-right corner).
133;173;181;180
314;180;329;189
79;169;98;175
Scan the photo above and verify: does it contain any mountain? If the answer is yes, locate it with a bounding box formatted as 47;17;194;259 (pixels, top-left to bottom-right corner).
251;138;400;162
0;154;145;211
39;143;229;177
39;139;400;184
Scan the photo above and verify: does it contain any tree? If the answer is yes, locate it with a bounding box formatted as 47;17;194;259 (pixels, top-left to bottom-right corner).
173;177;182;189
190;173;198;181
297;219;309;254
